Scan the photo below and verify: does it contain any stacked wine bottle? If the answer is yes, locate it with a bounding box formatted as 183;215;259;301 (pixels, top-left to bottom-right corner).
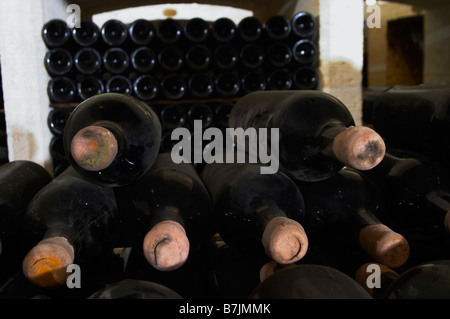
43;13;319;175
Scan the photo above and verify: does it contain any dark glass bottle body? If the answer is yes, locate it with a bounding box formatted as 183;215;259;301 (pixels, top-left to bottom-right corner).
72;20;100;47
74;47;102;75
47;107;72;136
42;19;71;48
184;17;210;43
22;167;120;266
201;162;306;254
88;279;183;299
0;161;52;256
291;11;317;39
228;90;354;182
101;19;128;46
47;77;77;103
63;93;161;186
372;84;450;161
298;167;409;272
77;76;105;100
44;48;73;77
128;19;155;46
265;15;291;40
250;264;371;299
106;75;132;96
120;153;213;253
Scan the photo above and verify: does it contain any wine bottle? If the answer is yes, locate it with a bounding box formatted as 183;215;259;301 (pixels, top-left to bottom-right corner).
73;47;102;75
101;19;128;47
130;47;156;73
215;72;240;97
266;69;292;90
157;18;183;44
213;45;239;70
77;76;105;101
185;45;211;71
237;16;263;42
372;84;450;161
47;77;77;103
119;153;213;271
361;152;450;235
211;17;236;43
228;90;386;182
133;75;158;101
160;74;187;100
158;46;184;72
44;48;73;77
188;73;214;99
240;43;265;69
0;161;52;257
266;42;292;68
184;17;210;43
159;104;187;130
292;66;319;90
250;263;371;299
291;11;317;39
187;103;214;130
42;19;71;48
265;15;291;40
241;71;266;94
72;20;100;47
88;278;183;299
63;93;161;186
201;161;309;265
47;107;72;136
102;47;130;75
292;39;318;65
355;260;450;299
22;166;120;288
298;167;410;270
128;19;155;46
105;75;132;96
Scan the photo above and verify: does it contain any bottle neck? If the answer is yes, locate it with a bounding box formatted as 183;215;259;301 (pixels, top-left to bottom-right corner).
252;203;287;236
319;125;347;159
425;191;450;232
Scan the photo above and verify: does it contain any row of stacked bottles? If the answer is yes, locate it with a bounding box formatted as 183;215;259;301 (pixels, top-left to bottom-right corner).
1;83;450;299
44;12;319;177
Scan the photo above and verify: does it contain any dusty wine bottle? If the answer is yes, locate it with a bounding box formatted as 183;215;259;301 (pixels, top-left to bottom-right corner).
372;84;450;160
202;161;309;265
158;46;184;72
240;43;265;69
355;260;450;299
250;263;371;299
63;93;161;186
21;167;120;288
361;152;450;234
88;279;183;299
228;90;386;182
0;161;53;257
120;153;212;271
213;45;239;70
298;167;410;269
292;39;318;65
